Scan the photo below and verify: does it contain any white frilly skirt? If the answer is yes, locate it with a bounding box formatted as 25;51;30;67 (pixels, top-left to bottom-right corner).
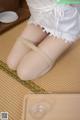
27;0;80;43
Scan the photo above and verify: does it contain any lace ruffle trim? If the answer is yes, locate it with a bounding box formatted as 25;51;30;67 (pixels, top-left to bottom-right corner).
28;21;79;43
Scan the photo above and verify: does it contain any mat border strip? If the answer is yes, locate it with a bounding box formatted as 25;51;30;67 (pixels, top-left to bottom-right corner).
0;60;47;93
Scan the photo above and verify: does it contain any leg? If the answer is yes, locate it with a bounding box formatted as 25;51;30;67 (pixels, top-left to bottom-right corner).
17;35;72;80
7;23;47;70
17;4;80;80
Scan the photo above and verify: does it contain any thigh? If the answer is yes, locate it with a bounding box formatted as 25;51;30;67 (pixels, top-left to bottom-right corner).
38;35;72;61
7;23;47;70
16;35;72;80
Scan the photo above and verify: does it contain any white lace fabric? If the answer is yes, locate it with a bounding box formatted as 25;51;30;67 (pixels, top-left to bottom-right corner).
27;0;80;43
